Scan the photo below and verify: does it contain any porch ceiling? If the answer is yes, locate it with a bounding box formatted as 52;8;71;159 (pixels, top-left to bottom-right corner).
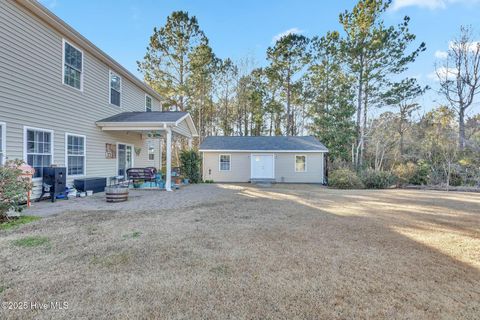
95;111;198;137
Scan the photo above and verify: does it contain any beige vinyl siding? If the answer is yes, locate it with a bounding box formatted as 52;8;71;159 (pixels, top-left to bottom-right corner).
172;119;193;138
203;152;251;182
202;152;325;183
0;0;161;197
274;153;325;183
135;137;161;169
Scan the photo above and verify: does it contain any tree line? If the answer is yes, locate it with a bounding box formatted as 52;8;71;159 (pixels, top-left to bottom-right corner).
137;0;480;186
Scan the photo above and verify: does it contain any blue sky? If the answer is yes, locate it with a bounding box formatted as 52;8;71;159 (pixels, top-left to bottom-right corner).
40;0;480;115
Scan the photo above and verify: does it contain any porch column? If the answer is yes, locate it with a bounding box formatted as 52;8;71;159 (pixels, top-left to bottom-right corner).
188;138;192;150
165;128;172;191
158;136;163;170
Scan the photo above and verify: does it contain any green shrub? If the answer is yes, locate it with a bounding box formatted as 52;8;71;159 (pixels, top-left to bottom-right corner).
329;169;364;189
393;162;418;187
179;150;201;183
0;160;33;221
360;169;396;189
449;171;463;187
409;160;430;185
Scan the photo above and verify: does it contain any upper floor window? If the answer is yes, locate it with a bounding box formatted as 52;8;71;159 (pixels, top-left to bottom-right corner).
0;122;5;165
109;71;121;106
145;95;152;112
63;40;83;90
25;127;53;178
295;155;307;172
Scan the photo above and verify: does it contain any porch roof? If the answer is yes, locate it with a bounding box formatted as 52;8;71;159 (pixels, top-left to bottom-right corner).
96;111;198;137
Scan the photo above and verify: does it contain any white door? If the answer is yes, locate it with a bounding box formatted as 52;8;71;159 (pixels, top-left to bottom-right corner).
117;143;133;176
251;154;274;179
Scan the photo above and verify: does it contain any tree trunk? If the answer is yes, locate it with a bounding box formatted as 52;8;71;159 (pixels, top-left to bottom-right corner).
360;79;368;168
399;111;405;160
399;131;404;160
458;106;466;150
286;72;292;136
269;111;273;136
355;66;363;168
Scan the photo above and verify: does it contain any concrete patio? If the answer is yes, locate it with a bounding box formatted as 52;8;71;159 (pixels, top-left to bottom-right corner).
23;184;233;217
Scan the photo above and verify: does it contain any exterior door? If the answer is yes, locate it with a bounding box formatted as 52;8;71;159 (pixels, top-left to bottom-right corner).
117;143;133;176
251;154;274;179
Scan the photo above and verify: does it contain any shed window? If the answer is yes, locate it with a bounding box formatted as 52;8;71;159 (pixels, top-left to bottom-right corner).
295;155;306;172
145;95;152;112
25;128;53;178
0;123;5;165
66;134;86;176
219;154;231;171
110;71;121;106
63;41;83;90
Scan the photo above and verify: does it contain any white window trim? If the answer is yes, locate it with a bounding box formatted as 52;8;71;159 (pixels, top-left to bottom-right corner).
109;70;122;107
218;154;231;172
65;133;87;177
23;126;54;181
145;94;152;112
0;122;6;165
295;155;307;173
62;39;84;92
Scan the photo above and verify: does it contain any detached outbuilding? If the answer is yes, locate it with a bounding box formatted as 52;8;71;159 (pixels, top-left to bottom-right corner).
199;136;328;184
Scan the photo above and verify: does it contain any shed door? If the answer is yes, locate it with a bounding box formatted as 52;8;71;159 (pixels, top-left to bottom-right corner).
251;154;274;179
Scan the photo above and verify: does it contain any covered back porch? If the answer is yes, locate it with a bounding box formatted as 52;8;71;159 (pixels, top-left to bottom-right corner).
96;111;198;191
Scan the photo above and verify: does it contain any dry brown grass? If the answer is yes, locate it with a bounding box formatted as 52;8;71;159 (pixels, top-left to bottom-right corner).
0;185;479;319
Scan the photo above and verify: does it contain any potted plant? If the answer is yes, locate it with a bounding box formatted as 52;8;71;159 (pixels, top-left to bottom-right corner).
133;179;144;189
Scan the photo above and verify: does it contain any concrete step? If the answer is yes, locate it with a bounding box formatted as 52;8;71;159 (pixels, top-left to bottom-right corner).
250;178;276;186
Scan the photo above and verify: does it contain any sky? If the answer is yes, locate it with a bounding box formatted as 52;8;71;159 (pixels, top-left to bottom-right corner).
40;0;480;116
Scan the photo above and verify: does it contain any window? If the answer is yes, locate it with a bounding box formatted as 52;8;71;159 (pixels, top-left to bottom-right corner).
110;71;121;106
148;142;155;160
145;95;152;112
219;154;231;171
295;155;306;172
63;40;83;90
25;127;53;178
0;122;5;165
66;134;86;176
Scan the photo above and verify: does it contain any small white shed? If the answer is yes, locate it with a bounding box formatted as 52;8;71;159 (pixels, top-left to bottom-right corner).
199;136;328;184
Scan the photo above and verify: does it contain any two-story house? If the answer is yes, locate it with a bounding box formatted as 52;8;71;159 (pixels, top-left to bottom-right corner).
0;0;198;195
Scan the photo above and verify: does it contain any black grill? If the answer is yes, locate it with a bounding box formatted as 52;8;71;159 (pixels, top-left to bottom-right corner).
40;167;67;202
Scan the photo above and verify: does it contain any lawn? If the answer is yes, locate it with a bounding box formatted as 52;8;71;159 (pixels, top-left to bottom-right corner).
0;184;479;319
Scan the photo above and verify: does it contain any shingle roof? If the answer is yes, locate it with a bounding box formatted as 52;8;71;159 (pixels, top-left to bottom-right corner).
199;136;328;152
97;112;187;123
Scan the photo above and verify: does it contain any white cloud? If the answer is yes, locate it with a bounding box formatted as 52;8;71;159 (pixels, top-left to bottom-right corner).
449;40;480;52
272;28;303;43
428;67;457;81
434;50;448;59
392;0;480;11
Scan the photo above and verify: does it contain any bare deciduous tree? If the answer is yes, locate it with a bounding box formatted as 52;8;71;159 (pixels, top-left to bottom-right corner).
436;26;480;150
